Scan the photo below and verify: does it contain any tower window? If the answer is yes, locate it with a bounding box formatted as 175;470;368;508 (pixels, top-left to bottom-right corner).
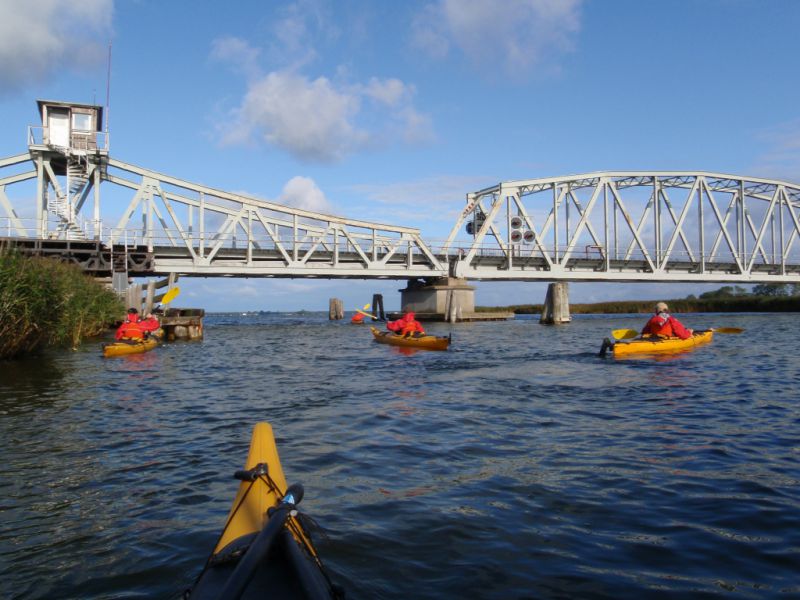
72;113;92;131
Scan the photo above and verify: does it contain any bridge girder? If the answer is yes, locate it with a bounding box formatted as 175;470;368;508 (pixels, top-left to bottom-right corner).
444;171;800;283
0;150;447;279
3;153;800;284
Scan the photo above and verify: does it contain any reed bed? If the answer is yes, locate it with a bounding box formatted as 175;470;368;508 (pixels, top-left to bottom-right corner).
0;250;123;359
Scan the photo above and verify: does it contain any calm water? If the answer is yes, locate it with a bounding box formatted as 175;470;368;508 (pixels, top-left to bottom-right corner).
1;312;799;599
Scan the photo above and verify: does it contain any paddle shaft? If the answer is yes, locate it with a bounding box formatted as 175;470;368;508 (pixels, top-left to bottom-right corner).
218;484;304;600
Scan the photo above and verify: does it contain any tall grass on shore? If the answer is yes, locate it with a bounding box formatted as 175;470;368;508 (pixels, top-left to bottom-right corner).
0;250;124;359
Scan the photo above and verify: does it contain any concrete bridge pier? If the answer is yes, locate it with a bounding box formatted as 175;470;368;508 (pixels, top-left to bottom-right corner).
400;277;506;323
399;277;514;322
540;282;571;325
399;277;475;322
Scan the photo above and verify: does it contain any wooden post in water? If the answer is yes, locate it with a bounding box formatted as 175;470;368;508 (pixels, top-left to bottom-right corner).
329;298;344;320
371;294;385;320
144;280;156;315
125;283;142;312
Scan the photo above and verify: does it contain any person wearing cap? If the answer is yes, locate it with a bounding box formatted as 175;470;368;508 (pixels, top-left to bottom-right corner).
641;302;693;339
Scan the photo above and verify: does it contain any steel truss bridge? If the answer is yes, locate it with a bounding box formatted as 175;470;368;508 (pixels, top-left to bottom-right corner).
445;171;800;283
2;143;800;284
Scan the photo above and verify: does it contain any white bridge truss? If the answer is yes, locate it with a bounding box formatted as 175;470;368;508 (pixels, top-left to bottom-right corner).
444;172;800;283
0;151;446;279
3;147;800;284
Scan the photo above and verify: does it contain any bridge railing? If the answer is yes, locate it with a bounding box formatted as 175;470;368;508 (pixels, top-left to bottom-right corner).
27;126;109;152
0;215;97;240
0;216;767;267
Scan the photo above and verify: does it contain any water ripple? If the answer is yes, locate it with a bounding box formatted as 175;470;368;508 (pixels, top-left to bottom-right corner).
0;313;798;599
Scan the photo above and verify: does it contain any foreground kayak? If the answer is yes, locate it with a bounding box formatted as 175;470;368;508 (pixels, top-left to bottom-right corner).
603;330;714;357
102;337;158;358
370;326;450;351
186;423;340;600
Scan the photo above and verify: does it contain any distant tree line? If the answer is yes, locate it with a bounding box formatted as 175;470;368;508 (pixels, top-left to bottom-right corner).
477;283;800;315
689;283;800;300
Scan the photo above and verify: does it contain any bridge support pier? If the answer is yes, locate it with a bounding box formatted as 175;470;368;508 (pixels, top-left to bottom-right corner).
540;282;571;325
399;277;513;322
400;277;480;322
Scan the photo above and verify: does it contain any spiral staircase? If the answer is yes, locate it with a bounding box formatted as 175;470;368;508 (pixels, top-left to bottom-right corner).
47;154;88;240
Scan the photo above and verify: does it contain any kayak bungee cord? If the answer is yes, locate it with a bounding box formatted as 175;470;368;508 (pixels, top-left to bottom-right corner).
186;462;341;599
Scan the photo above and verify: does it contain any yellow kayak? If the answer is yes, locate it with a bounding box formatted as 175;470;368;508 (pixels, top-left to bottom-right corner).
608;330;714;357
102;337;158;358
370;326;450;351
186;423;340;599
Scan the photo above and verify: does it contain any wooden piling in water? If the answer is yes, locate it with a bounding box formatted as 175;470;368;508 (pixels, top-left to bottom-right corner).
371;294;385;320
160;308;205;340
329;298;344;320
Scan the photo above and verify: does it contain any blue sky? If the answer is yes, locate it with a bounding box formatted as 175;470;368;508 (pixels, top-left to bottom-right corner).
1;0;799;311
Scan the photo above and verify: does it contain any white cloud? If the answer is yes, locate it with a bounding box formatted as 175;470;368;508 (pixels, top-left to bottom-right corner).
268;1;325;70
363;77;410;107
412;0;582;77
210;1;431;162
210;36;261;79
220;70;431;162
278;176;332;213
221;71;364;162
0;0;112;93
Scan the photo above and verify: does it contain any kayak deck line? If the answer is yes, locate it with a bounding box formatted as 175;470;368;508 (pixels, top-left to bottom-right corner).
601;330;714;358
102;337;159;358
370;326;450;351
186;422;342;599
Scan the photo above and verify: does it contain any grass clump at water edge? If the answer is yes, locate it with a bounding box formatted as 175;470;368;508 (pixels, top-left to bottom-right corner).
0;250;124;359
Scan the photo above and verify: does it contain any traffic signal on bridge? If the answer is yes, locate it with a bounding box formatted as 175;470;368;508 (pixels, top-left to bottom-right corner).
465;209;487;235
509;215;534;244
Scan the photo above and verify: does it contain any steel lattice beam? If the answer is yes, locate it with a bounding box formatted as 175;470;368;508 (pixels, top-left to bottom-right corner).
4;153;800;283
444;171;800;283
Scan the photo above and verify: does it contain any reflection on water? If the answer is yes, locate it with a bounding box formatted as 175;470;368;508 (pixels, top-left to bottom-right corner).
1;312;799;599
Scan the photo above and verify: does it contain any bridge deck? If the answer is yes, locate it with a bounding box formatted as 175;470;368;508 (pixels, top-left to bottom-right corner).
5;237;797;283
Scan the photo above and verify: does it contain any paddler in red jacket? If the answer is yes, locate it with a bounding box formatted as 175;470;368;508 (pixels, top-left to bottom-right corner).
641;302;693;340
387;311;425;337
115;308;161;340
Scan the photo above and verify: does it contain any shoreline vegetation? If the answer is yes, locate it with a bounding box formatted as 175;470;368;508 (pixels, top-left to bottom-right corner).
1;250;124;359
477;284;800;315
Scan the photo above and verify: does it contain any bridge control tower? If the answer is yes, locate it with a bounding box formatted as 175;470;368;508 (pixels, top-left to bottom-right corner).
28;99;108;240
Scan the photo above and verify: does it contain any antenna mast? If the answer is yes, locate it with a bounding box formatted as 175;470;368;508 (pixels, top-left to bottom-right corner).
105;42;112;138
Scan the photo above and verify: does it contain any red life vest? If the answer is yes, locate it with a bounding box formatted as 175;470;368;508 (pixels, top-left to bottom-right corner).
116;318;146;340
390;312;424;336
642;312;692;340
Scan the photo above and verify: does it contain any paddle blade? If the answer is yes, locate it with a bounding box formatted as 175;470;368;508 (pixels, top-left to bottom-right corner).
363;303;371;310
612;328;639;340
161;287;180;305
713;327;744;334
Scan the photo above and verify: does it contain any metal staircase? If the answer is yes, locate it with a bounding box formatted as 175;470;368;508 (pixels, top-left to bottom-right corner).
47;155;88;240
